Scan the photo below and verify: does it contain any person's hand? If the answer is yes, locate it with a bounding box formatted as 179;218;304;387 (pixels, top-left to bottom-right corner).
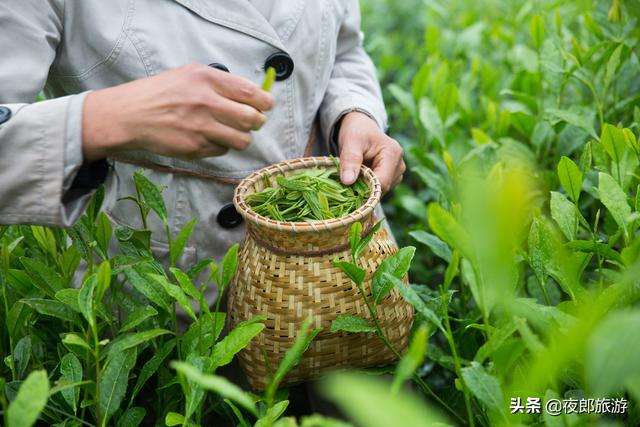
81;64;274;162
337;111;405;194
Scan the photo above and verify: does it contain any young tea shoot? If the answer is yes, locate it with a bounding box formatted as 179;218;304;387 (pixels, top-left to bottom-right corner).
246;165;370;222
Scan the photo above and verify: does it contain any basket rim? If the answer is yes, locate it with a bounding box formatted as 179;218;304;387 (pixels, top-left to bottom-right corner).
233;156;382;232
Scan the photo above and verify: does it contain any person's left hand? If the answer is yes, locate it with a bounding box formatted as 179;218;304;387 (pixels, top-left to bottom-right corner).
337;111;406;194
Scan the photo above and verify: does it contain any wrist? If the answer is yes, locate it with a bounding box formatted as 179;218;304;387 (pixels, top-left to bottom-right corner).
82;88;133;162
336;111;380;147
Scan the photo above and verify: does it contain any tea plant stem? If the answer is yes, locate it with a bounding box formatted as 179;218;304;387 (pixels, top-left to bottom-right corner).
1;276;16;381
172;303;182;360
212;293;223;343
442;290;475;427
135;186;148;230
352;279;463;423
92;326;102;425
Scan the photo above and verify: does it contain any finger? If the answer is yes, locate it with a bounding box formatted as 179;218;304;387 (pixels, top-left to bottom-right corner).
372;143;404;193
200;121;253;151
207;69;274;112
339;137;366;185
209;96;266;132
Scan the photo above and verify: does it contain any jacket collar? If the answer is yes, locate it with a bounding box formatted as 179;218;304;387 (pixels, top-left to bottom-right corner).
171;0;307;53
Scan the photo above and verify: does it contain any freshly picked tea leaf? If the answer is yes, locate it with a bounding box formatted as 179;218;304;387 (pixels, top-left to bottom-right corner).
246;163;370;222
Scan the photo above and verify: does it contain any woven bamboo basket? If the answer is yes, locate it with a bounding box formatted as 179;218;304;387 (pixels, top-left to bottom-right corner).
228;156;414;390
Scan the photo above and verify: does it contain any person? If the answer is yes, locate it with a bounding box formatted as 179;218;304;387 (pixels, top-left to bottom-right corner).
1;0;404;252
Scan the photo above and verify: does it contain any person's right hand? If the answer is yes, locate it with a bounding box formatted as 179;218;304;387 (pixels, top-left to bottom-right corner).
81;64;274;162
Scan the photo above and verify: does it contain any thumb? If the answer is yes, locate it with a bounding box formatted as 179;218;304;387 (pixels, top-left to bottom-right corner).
339;139;365;185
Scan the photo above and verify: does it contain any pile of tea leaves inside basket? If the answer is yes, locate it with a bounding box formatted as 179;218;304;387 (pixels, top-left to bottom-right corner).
247;167;370;221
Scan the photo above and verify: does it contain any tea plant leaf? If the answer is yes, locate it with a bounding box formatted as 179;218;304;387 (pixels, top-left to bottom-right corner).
19;298;78;323
124;263;171;311
78;274;98;331
474;318;524;364
116;407;146;427
388;84;416;118
409;230;451;262
86;184;105;223
557;156;583;203
20;257;65;298
56;288;80;313
12;336;32;379
320;372;446;427
150;274;196;321
385;274;443;332
355;221;383;260
579;141;593;175
7;370;49;427
598;172;631;232
6;299;31;341
330;315;376;334
265;317;321;403
333;260;366;286
170;218;197;267
566;240;622;263
419;97;445;146
99;348;137;426
224;399;251;427
96;260;112;304
530;15;545;50
170;267;203;305
604;44;624;90
172;361;258;416
349;222;364;256
130;339;176;404
4;269;32;296
60;353;83;413
427;203;473;261
528;217;580;300
549;191;576;241
436;83;458;121
461;362;504;414
210;316;266;370
182;312;226;357
62;333;92;352
96;212;113;258
133;170;168;223
392;324;428;394
255;400;289;427
545;107;597;139
601;124;627;166
587;310;640;397
371;246;416;304
220;243;239;291
120;306;158;332
187;258;214;280
107;329;171;358
165;412;198;427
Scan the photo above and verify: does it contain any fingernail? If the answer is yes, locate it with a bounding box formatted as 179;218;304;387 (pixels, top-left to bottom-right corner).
341;169;356;184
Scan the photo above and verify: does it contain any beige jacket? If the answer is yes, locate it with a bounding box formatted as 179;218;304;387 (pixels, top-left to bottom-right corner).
0;0;387;268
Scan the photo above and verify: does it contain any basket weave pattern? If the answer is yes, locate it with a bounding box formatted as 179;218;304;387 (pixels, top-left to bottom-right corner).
229;157;414;390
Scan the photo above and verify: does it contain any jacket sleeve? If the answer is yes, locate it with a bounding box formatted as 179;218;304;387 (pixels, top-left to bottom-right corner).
0;0;108;227
318;0;388;148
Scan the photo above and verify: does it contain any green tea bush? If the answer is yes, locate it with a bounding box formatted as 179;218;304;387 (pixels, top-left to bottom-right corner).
358;0;640;425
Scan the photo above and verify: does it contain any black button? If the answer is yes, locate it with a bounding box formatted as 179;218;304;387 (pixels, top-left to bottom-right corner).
208;63;230;73
217;203;243;229
264;52;294;81
0;106;11;125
